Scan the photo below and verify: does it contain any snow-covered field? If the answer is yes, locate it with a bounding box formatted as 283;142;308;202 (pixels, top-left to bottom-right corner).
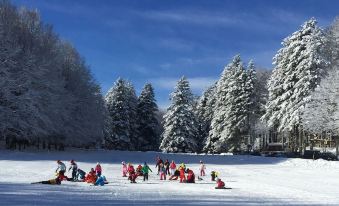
0;150;339;205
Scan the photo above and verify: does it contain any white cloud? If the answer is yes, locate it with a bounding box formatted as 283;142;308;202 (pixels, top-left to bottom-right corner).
138;10;241;27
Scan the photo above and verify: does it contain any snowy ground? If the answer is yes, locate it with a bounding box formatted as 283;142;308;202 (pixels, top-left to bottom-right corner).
0;150;339;205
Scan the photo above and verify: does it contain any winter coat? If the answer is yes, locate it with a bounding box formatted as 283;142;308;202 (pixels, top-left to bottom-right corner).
95;165;102;173
95;176;107;186
122;164;128;173
174;170;180;176
164;161;170;169
137;165;143;172
187;170;195;183
179;167;185;177
170;162;176;169
128;165;135;174
216;180;225;188
57;162;66;172
156;159;163;167
85;171;97;184
77;169;86;177
142;165;152;174
69;163;78;171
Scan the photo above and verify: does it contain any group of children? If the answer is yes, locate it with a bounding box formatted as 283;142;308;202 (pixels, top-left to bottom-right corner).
120;156;227;189
32;160;108;186
32;157;227;189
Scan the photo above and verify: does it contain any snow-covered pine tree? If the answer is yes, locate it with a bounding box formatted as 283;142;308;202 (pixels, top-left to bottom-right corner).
160;77;198;153
302;17;339;151
245;60;259;145
328;17;339;63
125;81;138;150
136;83;160;151
302;67;339;135
204;55;249;153
105;78;131;150
196;83;217;151
263;18;329;151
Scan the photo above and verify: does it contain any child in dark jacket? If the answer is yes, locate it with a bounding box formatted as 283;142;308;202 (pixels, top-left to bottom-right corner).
76;168;86;181
159;163;166;180
68;160;78;181
169;169;180;180
164;159;170;175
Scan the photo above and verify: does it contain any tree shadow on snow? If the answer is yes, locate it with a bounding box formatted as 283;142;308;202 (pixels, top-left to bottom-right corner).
0;182;313;206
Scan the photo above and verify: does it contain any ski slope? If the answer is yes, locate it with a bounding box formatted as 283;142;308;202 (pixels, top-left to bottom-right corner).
0;149;339;205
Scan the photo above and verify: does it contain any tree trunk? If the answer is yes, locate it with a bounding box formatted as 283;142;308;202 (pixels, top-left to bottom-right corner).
335;136;339;158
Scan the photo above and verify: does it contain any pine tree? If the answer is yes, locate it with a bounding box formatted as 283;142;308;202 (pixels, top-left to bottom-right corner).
245;60;259;144
160;77;198;153
125;81;138;150
302;67;339;134
137;83;160;151
263;18;329;134
196;83;217;151
303;17;339;135
105;78;131;150
204;55;249;153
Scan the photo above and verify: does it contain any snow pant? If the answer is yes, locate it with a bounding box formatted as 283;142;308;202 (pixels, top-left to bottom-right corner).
59;170;65;177
160;172;166;180
143;173;148;181
123;171;127;177
166;167;170;175
180;175;186;183
170;169;175;175
38;180;60;185
200;169;205;176
40;181;52;184
157;167;160;175
72;170;77;180
58;170;67;180
211;174;216;181
129;174;137;183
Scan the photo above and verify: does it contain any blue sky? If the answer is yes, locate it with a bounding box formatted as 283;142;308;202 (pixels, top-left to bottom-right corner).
12;0;339;108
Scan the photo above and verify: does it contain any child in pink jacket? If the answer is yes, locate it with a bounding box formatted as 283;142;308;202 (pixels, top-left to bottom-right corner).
122;161;128;177
95;162;102;177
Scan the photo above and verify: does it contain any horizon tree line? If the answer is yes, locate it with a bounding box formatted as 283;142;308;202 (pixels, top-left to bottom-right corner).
2;1;339;154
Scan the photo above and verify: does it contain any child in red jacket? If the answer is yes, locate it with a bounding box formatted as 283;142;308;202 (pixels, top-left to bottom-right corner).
179;166;186;183
186;169;195;183
215;178;226;189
